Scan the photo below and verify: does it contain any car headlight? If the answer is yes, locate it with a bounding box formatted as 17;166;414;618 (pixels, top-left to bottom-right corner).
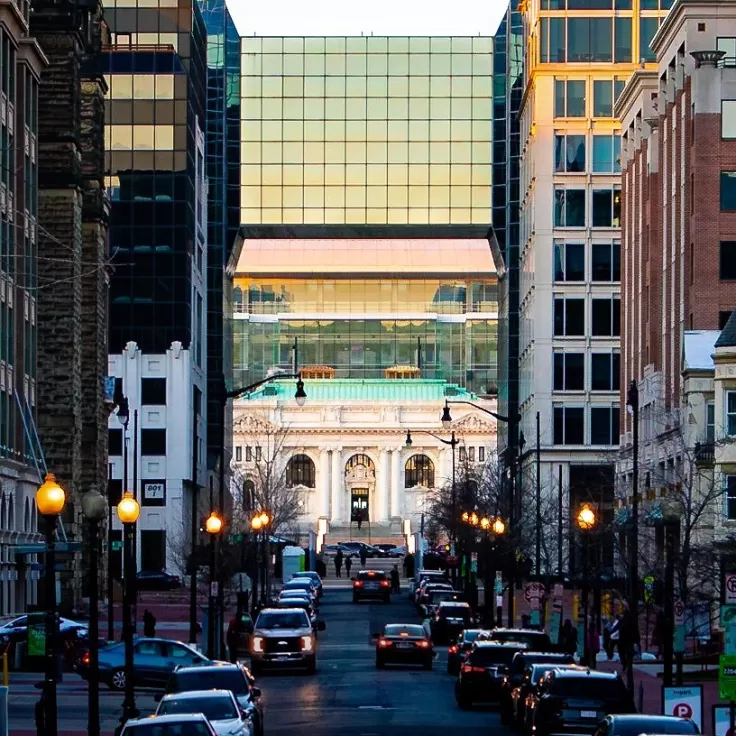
300;635;313;651
252;636;264;653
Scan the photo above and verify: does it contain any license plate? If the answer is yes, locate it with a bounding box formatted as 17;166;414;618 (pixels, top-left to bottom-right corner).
397;642;413;649
365;583;378;590
581;710;597;719
274;655;291;661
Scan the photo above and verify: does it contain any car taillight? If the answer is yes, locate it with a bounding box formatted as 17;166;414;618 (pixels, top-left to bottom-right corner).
82;652;90;665
354;580;363;587
380;580;389;587
378;639;391;648
417;640;430;648
448;645;458;654
461;664;485;674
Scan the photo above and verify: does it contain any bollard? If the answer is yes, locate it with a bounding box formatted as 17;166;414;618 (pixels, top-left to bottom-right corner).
1;653;7;687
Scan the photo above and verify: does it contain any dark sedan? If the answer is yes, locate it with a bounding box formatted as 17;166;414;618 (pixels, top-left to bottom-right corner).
430;601;473;644
489;627;553;651
455;641;528;709
136;570;182;591
291;571;323;598
447;629;490;675
353;570;391;603
592;714;700;736
529;669;635;736
376;624;433;670
513;662;584;731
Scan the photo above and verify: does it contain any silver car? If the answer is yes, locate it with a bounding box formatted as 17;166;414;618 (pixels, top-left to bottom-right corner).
155;689;254;736
121;713;216;735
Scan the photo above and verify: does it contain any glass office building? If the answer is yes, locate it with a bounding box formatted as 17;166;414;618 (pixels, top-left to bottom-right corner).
239;36;494;225
103;0;208;356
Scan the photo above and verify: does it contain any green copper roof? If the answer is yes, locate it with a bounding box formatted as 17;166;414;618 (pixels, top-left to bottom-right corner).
248;378;478;402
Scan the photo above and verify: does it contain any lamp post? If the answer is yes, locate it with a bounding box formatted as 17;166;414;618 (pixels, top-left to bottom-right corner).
112;395;130;642
117;491;140;725
626;380;640;694
406;428;459;583
81;486;107;736
35;473;66;736
205;511;224;659
442;401;522;626
577;503;597;668
251;512;271;607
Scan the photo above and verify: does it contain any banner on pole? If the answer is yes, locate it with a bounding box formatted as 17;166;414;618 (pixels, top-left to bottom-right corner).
662;685;703;732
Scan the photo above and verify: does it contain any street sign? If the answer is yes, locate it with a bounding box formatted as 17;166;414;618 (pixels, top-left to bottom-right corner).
726;574;736;604
228;534;244;545
495;571;503;595
111;541;123;552
470;552;478;573
662;686;703;732
723;607;736;655
713;705;736;736
721;655;736;701
674;599;685;626
525;582;545;603
210;582;219;598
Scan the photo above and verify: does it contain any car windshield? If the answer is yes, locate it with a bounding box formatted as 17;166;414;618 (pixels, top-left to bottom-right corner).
283;582;311;590
168;669;248;695
470;647;521;666
439;605;470;619
549;676;628;699
385;625;424;637
492;631;550;648
159;695;237;721
124;724;212;735
431;592;461;604
278;600;310;611
256;612;308;629
462;631;483;644
530;664;573;682
358;572;387;581
610;718;697;735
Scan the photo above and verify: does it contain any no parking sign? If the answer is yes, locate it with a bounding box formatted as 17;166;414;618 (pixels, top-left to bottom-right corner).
662;686;703;732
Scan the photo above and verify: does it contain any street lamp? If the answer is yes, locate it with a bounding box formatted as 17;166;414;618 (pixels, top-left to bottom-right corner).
117;491;140;725
577;503;597;667
35;473;66;736
442;400;522;626
81;486;106;736
626;379;640;694
251;511;271;607
205;511;224;659
113;395;130;644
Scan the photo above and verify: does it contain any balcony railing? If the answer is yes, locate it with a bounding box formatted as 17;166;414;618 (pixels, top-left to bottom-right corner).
694;441;715;467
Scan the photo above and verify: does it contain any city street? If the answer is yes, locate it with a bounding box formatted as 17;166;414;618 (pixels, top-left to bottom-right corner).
8;583;506;735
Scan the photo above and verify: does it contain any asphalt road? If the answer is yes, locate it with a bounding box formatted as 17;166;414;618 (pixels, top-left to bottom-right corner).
8;584;509;735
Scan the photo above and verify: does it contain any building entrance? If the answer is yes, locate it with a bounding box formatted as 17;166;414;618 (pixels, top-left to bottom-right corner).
351;488;369;522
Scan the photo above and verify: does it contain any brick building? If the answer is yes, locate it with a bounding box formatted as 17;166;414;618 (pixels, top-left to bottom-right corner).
615;0;736;568
29;0;111;609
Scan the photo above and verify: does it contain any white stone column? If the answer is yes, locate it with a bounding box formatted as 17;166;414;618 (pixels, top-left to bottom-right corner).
378;449;389;522
319;449;330;518
440;447;451;486
390;448;402;518
330;448;342;523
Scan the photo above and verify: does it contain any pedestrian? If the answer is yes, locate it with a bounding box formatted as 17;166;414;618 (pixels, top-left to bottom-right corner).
602;615;612;659
619;603;639;673
226;615;239;663
404;552;415;578
521;613;531;629
561;618;577;656
356;508;363;531
390;564;400;594
359;547;367;568
143;608;157;638
345;555;353;577
334;548;343;578
609;612;621;659
587;619;600;667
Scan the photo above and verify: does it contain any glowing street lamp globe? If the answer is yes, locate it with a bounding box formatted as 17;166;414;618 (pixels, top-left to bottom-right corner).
205;512;223;535
251;516;263;531
116;491;140;524
577;504;596;531
259;512;270;527
492;517;506;536
36;473;66;517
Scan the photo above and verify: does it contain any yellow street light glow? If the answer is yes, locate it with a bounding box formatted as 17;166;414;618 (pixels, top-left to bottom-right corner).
259;512;270;527
492;517;506;536
461;511;470;523
470;512;479;526
480;517;490;530
577;504;596;531
116;491;140;524
205;512;223;535
251;516;263;531
36;473;66;517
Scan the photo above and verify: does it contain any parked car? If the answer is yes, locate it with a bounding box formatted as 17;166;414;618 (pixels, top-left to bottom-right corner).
322;544;354;558
592;714;700;736
136;570;182;590
279;579;318;605
375;623;432;669
338;541;378;558
291;571;323;597
374;544;403;558
353;570;391;603
161;662;263;736
0;615;88;642
499;651;577;725
85;637;209;690
529;669;635;736
514;663;584;732
121;713;216;735
489;627;553;652
455;641;528;709
417;581;455;609
430;602;474;644
447;629;490;675
155;689;254;736
410;570;449;602
421;588;467;617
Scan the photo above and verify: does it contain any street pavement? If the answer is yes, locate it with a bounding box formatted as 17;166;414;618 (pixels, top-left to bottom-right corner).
8;582;507;736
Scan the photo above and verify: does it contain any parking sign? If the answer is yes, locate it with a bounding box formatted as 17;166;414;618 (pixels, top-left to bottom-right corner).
726;573;736;604
662;686;703;732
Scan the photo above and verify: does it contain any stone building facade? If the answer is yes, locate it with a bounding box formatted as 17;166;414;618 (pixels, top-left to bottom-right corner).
30;0;110;608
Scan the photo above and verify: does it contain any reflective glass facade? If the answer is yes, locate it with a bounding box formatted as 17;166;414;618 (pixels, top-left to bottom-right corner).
103;0;208;355
239;36;494;225
199;0;240;468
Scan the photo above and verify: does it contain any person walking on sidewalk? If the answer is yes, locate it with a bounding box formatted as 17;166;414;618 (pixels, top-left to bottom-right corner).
359;547;368;568
586;619;600;668
345;554;353;577
390;564;400;594
334;548;344;578
561;619;577;656
356;508;363;531
143;608;157;638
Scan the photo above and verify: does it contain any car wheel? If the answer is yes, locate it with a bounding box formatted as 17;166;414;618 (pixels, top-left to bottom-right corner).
455;694;472;710
423;658;432;670
110;668;126;691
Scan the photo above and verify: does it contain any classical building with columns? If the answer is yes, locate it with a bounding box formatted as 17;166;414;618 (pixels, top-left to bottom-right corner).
232;379;498;539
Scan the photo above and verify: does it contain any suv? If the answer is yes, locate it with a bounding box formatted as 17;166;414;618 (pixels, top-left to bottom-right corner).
353;570;391;603
121;713;216;735
430;602;473;644
250;607;324;675
338;541;378;558
529;669;635;736
490;627;553;651
161;662;264;736
455;641;528;709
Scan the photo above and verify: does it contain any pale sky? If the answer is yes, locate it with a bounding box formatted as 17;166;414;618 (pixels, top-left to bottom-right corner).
229;0;509;38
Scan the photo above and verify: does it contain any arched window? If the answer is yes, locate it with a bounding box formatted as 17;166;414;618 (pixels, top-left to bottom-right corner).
242;479;255;508
286;454;316;488
405;455;435;488
7;496;13;530
345;454;374;473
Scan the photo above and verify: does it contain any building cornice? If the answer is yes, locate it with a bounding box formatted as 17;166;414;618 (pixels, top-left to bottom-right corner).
613;69;659;128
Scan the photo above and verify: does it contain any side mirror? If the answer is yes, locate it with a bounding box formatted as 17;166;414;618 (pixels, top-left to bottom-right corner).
318;620;326;631
251;686;261;698
154;692;163;702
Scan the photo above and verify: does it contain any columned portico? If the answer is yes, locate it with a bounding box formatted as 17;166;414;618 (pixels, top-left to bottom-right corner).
330;447;342;523
390;447;402;519
319;449;330;518
378;449;390;522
